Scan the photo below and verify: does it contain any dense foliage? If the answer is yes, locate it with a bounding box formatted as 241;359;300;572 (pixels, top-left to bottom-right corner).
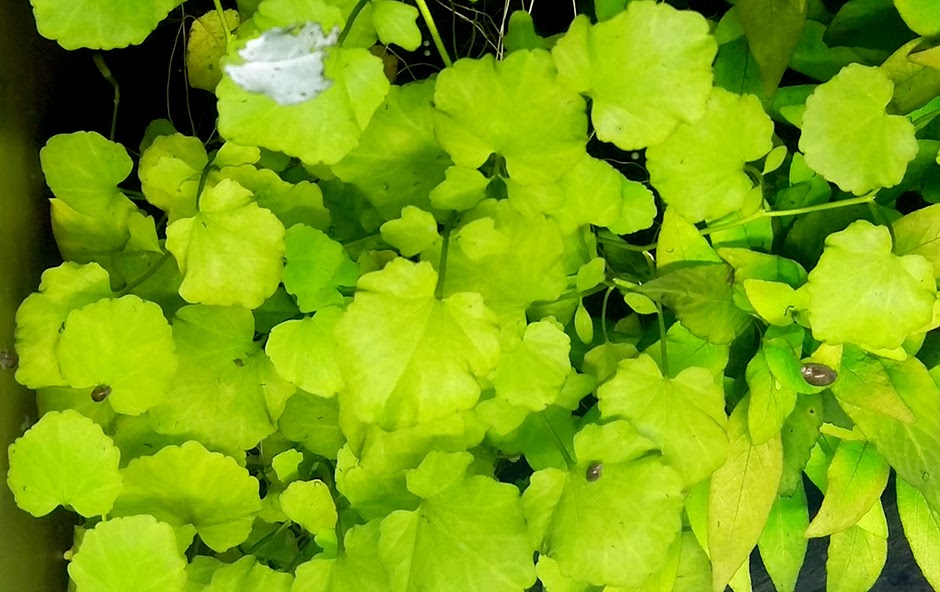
8;0;940;590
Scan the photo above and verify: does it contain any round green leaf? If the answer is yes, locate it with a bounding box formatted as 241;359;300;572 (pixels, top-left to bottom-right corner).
205;555;293;592
493;319;571;411
217;0;389;165
110;441;262;552
895;0;940;37
380;206;440;257
333;80;452;219
799;64;918;194
372;1;422;51
266;309;344;397
68;515;187;592
280;480;337;534
551;3;716;150
805;221;936;349
647;88;773;223
522;420;684;588
165;178;286;309
432;50;587;185
7;410;121;517
31;0;185;50
57;295;177;416
292;521;391;592
138;133;208;223
14;262;113;389
336;258;500;429
282;224;358;313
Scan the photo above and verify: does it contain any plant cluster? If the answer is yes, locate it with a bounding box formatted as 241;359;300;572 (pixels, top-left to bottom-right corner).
7;0;940;590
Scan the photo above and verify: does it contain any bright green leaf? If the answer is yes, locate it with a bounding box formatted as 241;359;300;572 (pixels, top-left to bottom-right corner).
278;391;345;458
380;458;536;592
14;262;113;389
837;353;940;513
31;0;185;49
522;420;684;587
551;4;716;150
799;64;918;194
282;224;358;313
57;295;177;416
429;166;488;212
746;349;798;445
647;88;772;224
281;480;337;534
493;319;571;411
778;393;823;496
895;0;940;36
111;441;261;552
432;50;586;185
7;410;121;517
805;220;936;349
336;258;500;429
266;309;344;397
758;482;808;592
574;301;594;344
204;555;292;591
217;1;389;165
380;206;440;257
643;321;729;380
271;449;304;483
896;477;940;589
372;1;421;51
598;354;728;485
893;203;940;278
708;396;783;592
292;521;391;592
655;208;721;274
138;133;207;223
825;501;888;592
216;164;331;231
166;178;286;308
68;516;186;592
805;440;889;537
149;305;295;453
333;80;451;218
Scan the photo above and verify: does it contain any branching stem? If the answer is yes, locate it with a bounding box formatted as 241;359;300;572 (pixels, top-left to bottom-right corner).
435;212;459;299
119;252;172;295
700;191;878;236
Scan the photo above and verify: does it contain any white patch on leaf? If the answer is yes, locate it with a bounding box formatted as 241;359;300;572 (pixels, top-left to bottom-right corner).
224;23;340;106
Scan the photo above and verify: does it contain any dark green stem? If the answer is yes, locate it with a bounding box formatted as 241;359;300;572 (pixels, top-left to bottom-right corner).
338;0;370;46
92;54;120;141
600;286;613;343
596;234;658;252
212;0;232;46
538;411;576;468
435;212;458;299
655;299;670;376
119;252;172;295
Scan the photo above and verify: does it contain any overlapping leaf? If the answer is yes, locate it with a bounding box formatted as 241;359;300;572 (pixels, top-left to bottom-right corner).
110;441;261;552
282;224;358;313
432;50;587;185
551;1;716;150
31;0;185;49
335;258;500;429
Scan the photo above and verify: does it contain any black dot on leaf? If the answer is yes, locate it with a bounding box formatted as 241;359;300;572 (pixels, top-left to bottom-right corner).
586;463;603;482
90;385;112;402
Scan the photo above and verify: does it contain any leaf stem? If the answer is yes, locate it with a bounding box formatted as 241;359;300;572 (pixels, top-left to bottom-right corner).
699;191;878;237
596;234;658;252
600;286;613;343
413;0;454;67
119;252;173;295
655;299;670;377
435;212;458;299
212;0;232;46
92;54;120;141
338;0;370;46
538;411;576;468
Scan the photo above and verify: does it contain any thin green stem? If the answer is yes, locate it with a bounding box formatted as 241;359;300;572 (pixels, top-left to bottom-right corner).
596;234;658;252
413;0;454;67
655;299;669;377
700;191;878;237
243;521;292;555
119;252;172;295
92;54;120;141
532;283;610;307
600;286;614;343
341;233;382;250
538;411;575;468
435;212;459;299
194;163;213;210
913;106;940;131
339;0;370;46
212;0;232;46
